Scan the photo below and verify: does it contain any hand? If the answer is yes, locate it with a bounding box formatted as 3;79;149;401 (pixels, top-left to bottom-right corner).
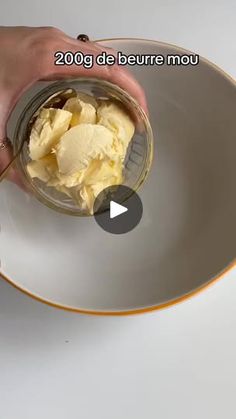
0;26;148;187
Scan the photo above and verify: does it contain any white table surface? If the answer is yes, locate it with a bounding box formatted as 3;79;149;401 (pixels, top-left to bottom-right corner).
1;1;236;418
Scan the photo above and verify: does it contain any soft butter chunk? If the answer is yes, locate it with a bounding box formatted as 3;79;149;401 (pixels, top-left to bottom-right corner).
63;94;97;126
29;108;72;160
27;94;135;214
97;101;135;158
27;154;58;182
55;124;120;175
70;161;123;214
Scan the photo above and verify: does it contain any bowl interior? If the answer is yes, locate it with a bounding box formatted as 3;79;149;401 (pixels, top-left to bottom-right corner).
1;39;236;313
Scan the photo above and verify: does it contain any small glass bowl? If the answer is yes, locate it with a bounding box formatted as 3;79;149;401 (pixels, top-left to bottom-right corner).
13;78;154;216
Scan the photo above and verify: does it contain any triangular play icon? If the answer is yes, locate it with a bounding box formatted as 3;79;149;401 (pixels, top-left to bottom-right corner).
110;200;128;219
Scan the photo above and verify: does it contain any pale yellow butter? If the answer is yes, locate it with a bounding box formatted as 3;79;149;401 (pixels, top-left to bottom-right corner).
63;96;96;126
27;153;58;182
55;124;120;175
27;94;135;214
29;108;72;160
97;101;135;159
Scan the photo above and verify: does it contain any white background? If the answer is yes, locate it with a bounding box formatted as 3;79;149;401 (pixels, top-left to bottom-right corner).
1;1;236;418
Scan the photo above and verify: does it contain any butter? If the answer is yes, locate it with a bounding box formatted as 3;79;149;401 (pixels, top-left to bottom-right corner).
27;92;135;214
27;153;58;182
76;160;123;213
97;101;135;159
56;124;120;175
63;95;97;126
29;108;72;160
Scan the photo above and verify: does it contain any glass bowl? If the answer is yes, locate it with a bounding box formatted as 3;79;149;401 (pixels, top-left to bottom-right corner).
13;78;154;216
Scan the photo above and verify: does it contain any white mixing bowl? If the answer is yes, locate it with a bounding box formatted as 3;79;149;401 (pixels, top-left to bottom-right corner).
0;39;235;314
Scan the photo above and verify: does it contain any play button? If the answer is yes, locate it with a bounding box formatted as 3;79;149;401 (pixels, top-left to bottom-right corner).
94;185;143;234
110;201;128;219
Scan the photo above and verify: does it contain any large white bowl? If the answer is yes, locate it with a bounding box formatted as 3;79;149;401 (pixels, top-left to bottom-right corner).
0;39;235;314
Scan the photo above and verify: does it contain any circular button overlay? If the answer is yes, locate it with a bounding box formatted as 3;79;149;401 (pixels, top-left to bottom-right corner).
93;185;143;234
